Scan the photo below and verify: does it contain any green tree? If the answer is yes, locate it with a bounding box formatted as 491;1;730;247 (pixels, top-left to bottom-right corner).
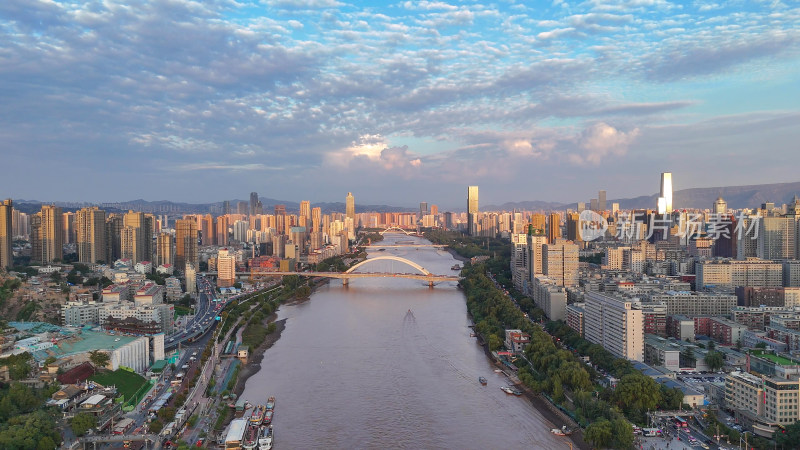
704;350;725;371
88;350;110;370
774;420;800;447
585;419;613;448
613;372;662;419
611;418;634;449
36;436;57;450
487;334;503;351
149;419;164;434
69;412;97;436
755;342;767;349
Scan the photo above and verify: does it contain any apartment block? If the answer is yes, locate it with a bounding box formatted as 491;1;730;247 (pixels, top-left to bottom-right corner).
584;291;644;361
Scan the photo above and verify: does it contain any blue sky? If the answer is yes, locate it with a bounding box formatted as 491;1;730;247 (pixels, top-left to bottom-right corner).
1;0;798;209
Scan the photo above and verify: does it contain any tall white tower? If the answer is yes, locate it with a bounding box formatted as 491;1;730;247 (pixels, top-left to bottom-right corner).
658;172;673;214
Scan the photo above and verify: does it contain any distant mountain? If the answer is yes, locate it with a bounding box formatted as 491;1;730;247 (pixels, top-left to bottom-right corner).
482;200;570;212
612;181;800;211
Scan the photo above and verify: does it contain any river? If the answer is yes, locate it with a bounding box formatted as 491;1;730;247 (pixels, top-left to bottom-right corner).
241;233;566;449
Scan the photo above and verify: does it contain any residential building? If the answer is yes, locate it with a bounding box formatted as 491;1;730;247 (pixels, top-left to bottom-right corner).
566;303;585;336
504;329;530;354
0;199;12;269
696;258;783;289
542;239;579;287
32;205;63;263
467;186;478;236
156;232;172;268
217;248;236;288
75;207;106;264
584;291;644;361
645;291;737;316
532;276;567;321
175;218;198;274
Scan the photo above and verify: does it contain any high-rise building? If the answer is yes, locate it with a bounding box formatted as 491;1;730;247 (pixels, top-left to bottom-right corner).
346;192;355;225
76;207;106;263
467;186;479;236
547;213;561;244
217;248;236;288
312;207;322;233
222;200;231;215
32;205;63;264
419;202;428;218
156;232;173;268
300;201;311;223
566;213;582;243
105;214;123;263
430;205;438;216
598;190;607;212
201;214;214;246
175;219;198;274
123;211;147;263
713;197;727;215
530;213;546;234
658;172;673;214
250;192;259;216
62;212;75;244
215;215;229;246
542;239;579;287
584;291;644;361
0;199;12;270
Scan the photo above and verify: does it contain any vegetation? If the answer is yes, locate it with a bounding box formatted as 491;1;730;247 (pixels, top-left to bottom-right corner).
704;350;725;371
69;412;97;437
15;302;37;322
774;420;800;447
0;353;33;380
0;278;22;307
0;382;61;449
88;369;146;401
88;350;110;370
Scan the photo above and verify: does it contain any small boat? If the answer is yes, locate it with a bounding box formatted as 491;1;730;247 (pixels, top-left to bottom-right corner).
551;426;573;436
258;425;274;450
494;369;504;373
501;386;523;396
470;333;476;337
479;376;487;385
266;396;275;411
451;264;461;270
242;424;260;449
264;410;273;425
250;405;265;424
378;248;386;251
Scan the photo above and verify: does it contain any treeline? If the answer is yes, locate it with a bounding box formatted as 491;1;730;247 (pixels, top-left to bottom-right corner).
0;382;61;449
460;257;685;449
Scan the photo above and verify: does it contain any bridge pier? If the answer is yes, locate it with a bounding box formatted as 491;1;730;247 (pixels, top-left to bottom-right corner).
428;280;434;288
342;278;349;286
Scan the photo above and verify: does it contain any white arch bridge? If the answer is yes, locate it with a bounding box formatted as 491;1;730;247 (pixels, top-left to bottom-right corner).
227;255;461;287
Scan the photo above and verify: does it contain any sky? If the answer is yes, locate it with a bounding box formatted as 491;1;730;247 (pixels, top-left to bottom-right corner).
1;0;799;209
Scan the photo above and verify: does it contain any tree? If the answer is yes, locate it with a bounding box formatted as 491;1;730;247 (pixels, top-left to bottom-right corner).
585;419;613;448
69;412;97;436
149;419;164;434
88;350;110;370
774;420;800;447
613;372;662;418
704;351;725;371
707;340;716;351
755;342;767;349
487;334;503;351
611;418;634;449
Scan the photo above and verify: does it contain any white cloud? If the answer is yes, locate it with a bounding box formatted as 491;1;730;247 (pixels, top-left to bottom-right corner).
572;123;640;164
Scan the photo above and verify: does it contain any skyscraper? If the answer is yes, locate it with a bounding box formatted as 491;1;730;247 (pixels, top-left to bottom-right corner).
713;197;727;215
105;214;123;263
547;213;561;244
33;205;63;263
346;192;355;225
300;200;311;222
250;192;259;216
530;213;546;234
419;202;428;218
0;199;12;270
467;186;479;236
76;207;106;263
598;190;607;212
312;207;322;233
658;172;673;214
156;232;173;267
175;218;198;274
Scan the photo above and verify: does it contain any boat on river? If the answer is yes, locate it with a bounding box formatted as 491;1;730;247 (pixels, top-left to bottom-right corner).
264;410;274;425
258;425;274;450
266;396;275;411
242;423;260;449
479;376;487;385
551;425;573;436
500;386;522;396
250;405;264;424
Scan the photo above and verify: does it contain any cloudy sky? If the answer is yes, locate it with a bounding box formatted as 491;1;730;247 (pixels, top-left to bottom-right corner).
1;0;798;209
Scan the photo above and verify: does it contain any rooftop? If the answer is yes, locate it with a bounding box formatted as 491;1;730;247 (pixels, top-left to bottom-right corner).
750;350;798;366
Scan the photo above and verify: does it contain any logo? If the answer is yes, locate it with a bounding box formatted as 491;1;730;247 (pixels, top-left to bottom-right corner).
579;210;608;241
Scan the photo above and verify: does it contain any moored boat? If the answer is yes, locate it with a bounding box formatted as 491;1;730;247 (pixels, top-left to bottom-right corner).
451;264;461;270
501;385;522;396
264;410;274;425
242;423;260;449
478;376;487;385
551;425;573;436
250;405;265;424
266;396;275;411
258;425;274;450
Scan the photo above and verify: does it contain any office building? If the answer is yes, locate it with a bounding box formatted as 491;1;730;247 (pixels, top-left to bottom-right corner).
658;172;673;214
300;200;311;223
175;218;198;274
713;197;727;215
75;207;106;263
584;291;644;361
598;190;606;212
312;207;322;233
0;199;12;269
646;291;737;316
249;192;259;216
467;186;479;236
346;192;355;225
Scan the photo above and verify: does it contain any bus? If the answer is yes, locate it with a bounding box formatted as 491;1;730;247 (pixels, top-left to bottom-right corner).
642;428;662;437
113;418;134;435
673;417;688;428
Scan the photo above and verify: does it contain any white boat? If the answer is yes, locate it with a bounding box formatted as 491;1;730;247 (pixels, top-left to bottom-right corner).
258;426;274;450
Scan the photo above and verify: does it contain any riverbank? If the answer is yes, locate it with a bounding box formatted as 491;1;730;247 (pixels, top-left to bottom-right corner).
470;317;591;450
232;317;286;399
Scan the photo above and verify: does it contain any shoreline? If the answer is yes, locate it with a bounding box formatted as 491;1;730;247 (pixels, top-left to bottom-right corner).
232;316;287;399
469;317;591;450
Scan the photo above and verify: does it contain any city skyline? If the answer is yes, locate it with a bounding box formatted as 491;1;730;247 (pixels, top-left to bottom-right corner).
1;1;798;206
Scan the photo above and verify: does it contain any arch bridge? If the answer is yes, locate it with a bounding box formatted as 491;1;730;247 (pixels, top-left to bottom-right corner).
241;255;461;287
379;226;416;236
